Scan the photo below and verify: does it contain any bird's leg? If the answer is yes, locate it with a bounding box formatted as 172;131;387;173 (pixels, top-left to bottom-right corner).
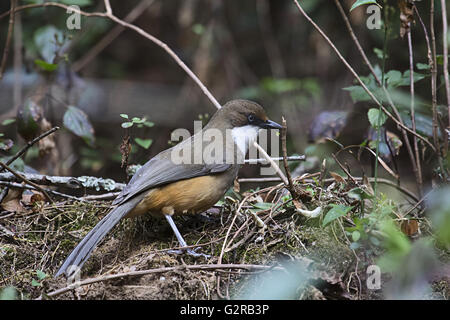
164;214;210;258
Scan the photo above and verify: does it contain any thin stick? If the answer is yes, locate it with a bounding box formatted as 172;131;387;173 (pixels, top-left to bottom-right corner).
0;2;222;110
244;155;305;164
407;24;423;196
1;127;60;171
0;161;53;203
280;117;296;196
104;0;112;15
292;0;435;153
253;141;288;185
41;263;281;299
0;0;16;80
441;0;450;129
334;0;420;190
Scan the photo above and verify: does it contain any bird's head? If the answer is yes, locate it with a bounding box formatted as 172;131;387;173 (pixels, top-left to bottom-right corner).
206;99;282;155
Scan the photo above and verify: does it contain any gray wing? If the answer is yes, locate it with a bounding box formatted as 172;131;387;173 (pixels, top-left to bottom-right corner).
113;154;233;206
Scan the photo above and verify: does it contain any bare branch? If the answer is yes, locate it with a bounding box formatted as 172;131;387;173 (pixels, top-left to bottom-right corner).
292;0;435;152
0;0;16;80
0;2;222;110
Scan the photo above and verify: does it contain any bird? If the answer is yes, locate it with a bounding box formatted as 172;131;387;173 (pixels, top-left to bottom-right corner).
55;99;282;278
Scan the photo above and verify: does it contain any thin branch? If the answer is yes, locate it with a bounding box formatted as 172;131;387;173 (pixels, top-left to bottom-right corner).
407;24;423;196
441;0;450;129
104;0;113;15
292;0;435;153
0;2;222;110
1;127;60;172
0;172;125;192
244;155;305;164
238;176;418;203
333;0;421;190
0;0;16;80
253;141;288;185
414;4;446;166
281;117;297;197
0;161;53;203
41;263;282;299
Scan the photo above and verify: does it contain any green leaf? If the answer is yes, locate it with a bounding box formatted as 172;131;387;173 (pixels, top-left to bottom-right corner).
0;286;18;300
352;230;361;242
121;122;133;129
373;47;387;60
385;70;402;87
132;117;145;123
342;85;371;102
2;118;15;126
63;106;95;146
367;108;387;128
347;187;374;201
134;138;152;149
323;204;353;227
350;0;379;12
416;63;430;70
119;114;129;119
34;59;58;72
192;24;205;35
143;121;154;128
31;279;42;287
36;270;47;280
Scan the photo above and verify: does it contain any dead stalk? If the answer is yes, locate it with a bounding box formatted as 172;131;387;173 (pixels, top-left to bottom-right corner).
407;24;423;196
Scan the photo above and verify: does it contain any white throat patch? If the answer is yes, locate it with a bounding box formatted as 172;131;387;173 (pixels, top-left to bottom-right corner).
231;125;260;156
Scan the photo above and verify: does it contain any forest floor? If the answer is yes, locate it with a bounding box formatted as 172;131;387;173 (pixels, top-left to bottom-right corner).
1;174;449;300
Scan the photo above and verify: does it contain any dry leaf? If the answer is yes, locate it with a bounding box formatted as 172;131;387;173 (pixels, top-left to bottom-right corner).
398;0;414;38
233;178;240;193
330;171;346;184
401;219;419;236
1;188;29;214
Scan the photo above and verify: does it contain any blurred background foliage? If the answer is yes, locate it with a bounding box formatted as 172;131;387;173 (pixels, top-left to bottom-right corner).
0;0;449;299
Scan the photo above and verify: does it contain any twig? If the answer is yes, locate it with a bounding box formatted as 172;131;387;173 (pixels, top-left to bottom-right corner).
280;117;297;197
73;0;155;72
331;154;357;185
244;155;305;164
0;2;222;110
441;0;450;129
0;0;16;80
414;4;446;171
40;263;282;299
104;0;112;15
0;172;125;192
333;0;422;191
1;127;60;172
407;24;423;196
253;141;288;185
238;177;283;183
334;145;399;180
0;161;53;203
0;181;85;202
292;0;435;153
237;175;418;203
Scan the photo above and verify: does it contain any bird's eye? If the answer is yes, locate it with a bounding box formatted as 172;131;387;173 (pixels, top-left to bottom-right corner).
248;114;255;123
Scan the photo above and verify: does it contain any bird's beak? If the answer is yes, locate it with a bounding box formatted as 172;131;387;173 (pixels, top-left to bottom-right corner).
260;119;283;129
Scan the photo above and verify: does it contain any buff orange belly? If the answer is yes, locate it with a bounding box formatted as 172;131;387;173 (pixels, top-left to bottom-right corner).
125;174;230;218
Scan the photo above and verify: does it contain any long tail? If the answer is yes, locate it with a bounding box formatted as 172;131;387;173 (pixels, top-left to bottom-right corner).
54;197;141;278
